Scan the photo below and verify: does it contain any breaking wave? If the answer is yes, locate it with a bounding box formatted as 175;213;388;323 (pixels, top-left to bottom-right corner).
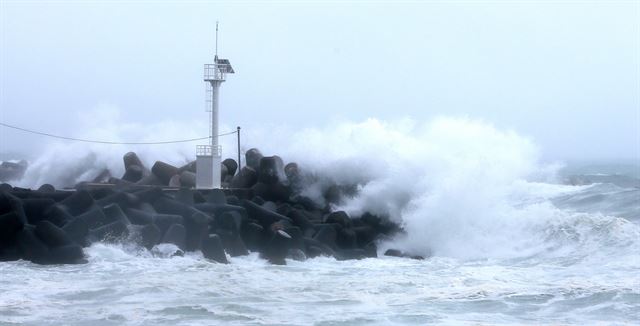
249;117;640;261
10;112;640;261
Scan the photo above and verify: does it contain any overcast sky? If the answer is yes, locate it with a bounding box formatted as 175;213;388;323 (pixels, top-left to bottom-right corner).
0;0;638;162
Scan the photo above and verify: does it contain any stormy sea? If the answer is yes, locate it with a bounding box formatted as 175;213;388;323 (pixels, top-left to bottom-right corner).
1;117;638;325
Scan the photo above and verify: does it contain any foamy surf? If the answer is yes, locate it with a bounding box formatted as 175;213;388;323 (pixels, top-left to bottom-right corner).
1;228;638;325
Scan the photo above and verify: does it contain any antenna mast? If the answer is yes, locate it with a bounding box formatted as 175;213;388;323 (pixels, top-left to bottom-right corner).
215;21;219;59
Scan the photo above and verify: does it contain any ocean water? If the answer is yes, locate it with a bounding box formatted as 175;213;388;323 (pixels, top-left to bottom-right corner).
2;177;639;326
1;118;639;325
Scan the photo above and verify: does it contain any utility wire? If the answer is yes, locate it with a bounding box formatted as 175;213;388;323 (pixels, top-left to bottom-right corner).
0;122;237;145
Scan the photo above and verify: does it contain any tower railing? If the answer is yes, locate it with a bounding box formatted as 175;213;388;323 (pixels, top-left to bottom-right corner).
204;64;228;81
196;144;222;157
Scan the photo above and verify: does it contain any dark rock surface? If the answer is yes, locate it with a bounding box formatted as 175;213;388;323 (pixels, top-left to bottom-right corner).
0;150;412;265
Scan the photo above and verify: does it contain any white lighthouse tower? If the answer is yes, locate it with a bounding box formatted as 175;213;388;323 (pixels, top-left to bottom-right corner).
196;22;235;189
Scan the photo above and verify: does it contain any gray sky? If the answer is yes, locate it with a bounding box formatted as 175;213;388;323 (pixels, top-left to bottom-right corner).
1;0;638;162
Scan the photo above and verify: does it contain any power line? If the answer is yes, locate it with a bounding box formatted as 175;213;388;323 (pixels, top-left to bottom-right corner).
0;122;237;145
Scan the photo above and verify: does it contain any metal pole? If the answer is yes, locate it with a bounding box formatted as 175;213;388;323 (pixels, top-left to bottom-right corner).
237;126;241;173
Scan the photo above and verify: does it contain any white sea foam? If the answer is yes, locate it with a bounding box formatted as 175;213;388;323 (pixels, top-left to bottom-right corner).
1;240;638;325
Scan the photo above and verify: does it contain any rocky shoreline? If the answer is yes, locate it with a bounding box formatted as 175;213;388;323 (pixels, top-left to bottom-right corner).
0;150;423;265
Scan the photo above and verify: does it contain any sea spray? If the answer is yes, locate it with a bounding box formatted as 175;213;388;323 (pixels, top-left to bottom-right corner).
17;106;225;188
245;117;545;259
11;113;640;262
246;117;639;260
